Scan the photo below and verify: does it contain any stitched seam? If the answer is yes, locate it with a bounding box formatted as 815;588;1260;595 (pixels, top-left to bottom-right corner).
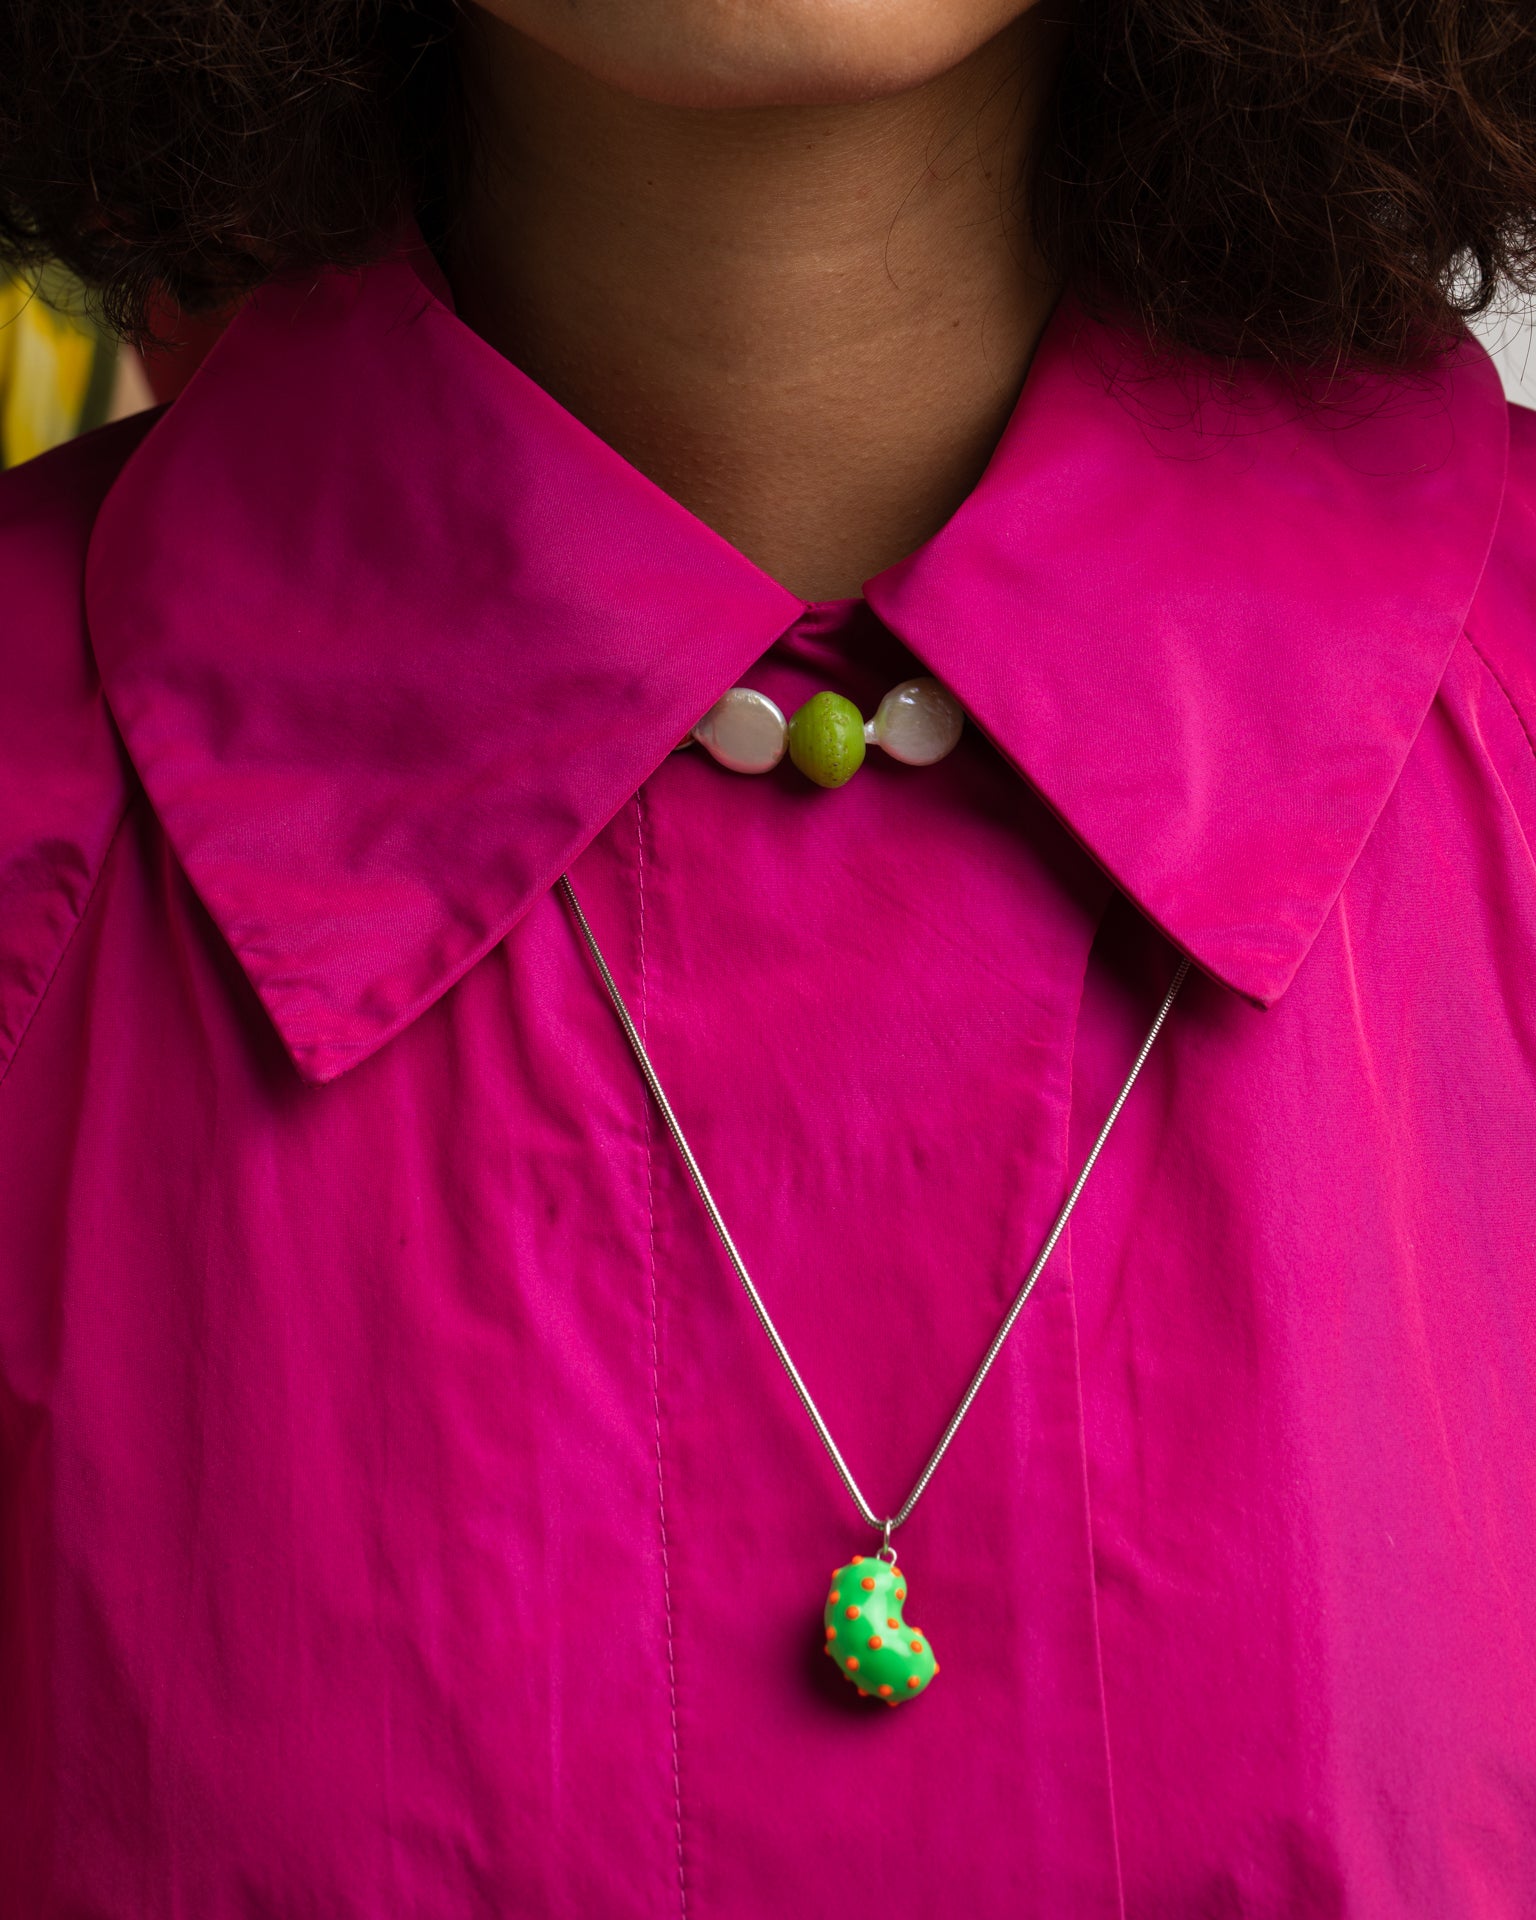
1062;899;1128;1920
0;803;127;1093
638;791;688;1918
1465;626;1536;770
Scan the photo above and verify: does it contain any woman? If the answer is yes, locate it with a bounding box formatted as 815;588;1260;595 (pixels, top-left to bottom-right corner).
2;3;1534;1914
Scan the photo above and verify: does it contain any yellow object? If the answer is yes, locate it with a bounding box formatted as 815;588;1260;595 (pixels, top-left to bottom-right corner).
0;266;117;469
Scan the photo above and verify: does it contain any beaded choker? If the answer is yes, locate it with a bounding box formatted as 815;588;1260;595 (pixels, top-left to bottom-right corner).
682;677;965;788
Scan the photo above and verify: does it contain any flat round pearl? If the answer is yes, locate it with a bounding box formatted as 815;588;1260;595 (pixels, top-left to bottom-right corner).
692;687;788;774
867;677;964;766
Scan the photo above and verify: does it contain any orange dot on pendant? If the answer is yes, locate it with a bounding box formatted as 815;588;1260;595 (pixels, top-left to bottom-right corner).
907;1675;921;1690
878;1684;894;1697
860;1576;875;1590
845;1605;860;1620
851;1555;864;1564
868;1635;883;1650
846;1657;860;1671
896;1588;906;1601
886;1618;898;1629
825;1625;837;1640
910;1638;923;1652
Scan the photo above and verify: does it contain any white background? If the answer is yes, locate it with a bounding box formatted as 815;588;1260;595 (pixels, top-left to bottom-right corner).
1478;306;1536;407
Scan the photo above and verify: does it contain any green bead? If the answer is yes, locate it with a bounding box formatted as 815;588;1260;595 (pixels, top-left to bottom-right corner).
788;692;867;788
823;1555;938;1706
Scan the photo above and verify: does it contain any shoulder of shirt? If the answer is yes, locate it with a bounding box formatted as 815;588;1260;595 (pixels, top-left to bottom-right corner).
1463;400;1536;735
0;411;157;1084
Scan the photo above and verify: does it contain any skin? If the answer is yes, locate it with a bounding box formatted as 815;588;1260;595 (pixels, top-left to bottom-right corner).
451;1;1057;600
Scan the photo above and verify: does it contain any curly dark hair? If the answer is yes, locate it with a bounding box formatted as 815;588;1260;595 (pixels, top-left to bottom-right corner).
1;0;1534;370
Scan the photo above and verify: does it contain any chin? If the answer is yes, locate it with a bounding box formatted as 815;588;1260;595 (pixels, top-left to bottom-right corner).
469;0;1038;108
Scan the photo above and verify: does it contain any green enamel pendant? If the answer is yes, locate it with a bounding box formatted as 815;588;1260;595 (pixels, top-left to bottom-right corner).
824;1555;938;1705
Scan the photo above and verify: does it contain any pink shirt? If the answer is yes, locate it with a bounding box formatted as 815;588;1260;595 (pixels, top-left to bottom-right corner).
3;238;1535;1917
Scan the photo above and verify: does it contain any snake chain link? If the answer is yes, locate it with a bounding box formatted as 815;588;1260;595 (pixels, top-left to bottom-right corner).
559;873;1189;1539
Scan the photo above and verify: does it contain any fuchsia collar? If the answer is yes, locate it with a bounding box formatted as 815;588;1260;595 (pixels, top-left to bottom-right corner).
84;235;1510;1082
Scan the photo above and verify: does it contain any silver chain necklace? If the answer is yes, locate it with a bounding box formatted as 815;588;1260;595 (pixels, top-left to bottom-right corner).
559;872;1189;1705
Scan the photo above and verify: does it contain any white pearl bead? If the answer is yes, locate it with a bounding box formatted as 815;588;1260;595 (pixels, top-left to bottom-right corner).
869;677;964;766
692;686;788;774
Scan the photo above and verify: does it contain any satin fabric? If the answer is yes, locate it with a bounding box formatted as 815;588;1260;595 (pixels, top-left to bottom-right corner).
1;238;1534;1917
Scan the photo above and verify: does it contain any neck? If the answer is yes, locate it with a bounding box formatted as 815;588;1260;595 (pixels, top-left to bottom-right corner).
449;19;1058;600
